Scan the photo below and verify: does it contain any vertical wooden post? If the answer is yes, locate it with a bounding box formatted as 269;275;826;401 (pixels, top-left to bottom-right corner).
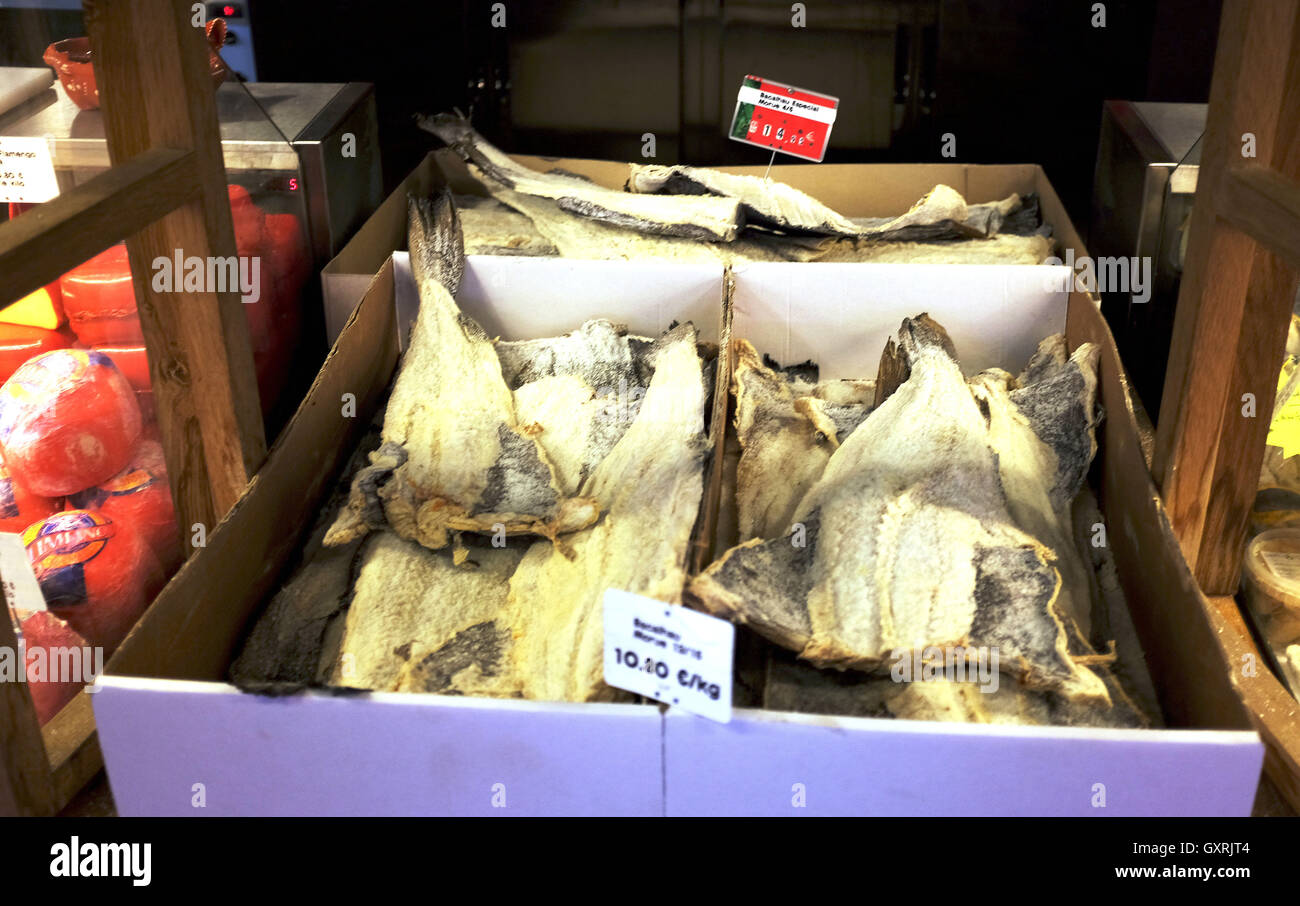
0;614;55;816
84;0;267;547
1152;0;1300;594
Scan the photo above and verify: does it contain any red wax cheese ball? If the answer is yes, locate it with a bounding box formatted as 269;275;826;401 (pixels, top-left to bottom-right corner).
23;510;163;652
93;345;151;392
0;453;61;532
71;437;181;576
0;349;143;496
229;184;267;258
19;610;90;725
59;244;144;347
0;324;73;384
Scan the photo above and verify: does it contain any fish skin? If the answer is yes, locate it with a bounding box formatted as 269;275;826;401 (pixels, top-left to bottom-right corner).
324;191;600;551
967;337;1102;637
421;113;743;242
732;340;840;540
454;193;558;257
691;314;1112;705
505;322;709;702
763;647;1149;727
497;319;657;495
328;531;526;697
627;163;862;237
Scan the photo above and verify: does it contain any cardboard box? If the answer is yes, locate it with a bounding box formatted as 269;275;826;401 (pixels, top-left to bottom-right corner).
94;250;1263;816
320;150;1089;345
664;270;1264;816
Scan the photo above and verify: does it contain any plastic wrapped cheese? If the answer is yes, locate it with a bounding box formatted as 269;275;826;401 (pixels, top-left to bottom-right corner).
19;610;89;724
70;436;181;575
0;348;143;496
22;509;163;651
0;451;60;532
58;243;144;346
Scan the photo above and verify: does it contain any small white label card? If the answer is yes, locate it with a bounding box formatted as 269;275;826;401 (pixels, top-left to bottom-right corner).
0;532;44;613
603;589;734;723
0;136;58;203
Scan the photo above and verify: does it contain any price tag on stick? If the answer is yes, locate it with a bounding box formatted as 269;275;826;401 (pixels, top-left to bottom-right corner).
603;589;734;723
728;74;838;163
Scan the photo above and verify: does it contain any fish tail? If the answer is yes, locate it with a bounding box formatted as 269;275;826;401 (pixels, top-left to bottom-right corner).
407;188;465;295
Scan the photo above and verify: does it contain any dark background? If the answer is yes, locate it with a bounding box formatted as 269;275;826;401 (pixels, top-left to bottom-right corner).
3;0;1222;236
250;0;1223;234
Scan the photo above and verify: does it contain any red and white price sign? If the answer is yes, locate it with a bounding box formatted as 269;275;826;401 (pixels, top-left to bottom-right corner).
727;75;838;162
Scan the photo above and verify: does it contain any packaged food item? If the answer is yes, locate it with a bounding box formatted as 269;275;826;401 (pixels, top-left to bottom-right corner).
0;452;60;532
70;436;181;574
1243;529;1300;649
0;348;143;496
22;510;163;651
18;610;89;724
0;284;65;331
0;324;72;385
58;244;144;347
92;344;150;392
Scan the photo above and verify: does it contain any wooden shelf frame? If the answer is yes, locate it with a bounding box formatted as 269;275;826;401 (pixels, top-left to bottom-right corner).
1153;0;1300;809
0;0;266;816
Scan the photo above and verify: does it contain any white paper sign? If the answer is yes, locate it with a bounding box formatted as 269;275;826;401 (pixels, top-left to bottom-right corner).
0;136;58;203
603;589;734;723
0;532;44;613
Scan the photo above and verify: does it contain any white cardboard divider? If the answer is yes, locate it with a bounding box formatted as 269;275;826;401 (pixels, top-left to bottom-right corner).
459;256;725;343
94;677;664;817
730;261;1073;378
389;253;724;351
663;709;1264;817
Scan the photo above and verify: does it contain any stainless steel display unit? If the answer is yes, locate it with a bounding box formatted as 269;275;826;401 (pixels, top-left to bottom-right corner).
0;79;382;270
1090;99;1205;421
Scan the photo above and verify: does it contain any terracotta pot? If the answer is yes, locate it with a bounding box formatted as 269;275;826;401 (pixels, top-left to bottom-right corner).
42;20;230;112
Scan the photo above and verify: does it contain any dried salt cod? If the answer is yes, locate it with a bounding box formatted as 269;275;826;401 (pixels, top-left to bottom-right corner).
475;174;724;264
690;314;1112;705
455;193;557;256
505;322;710;702
421;113;743;242
324;191;600;552
497;319;698;497
328;532;526;696
627;163;861;237
763;649;1149;728
815;233;1053;265
967;336;1102;636
731;340;875;540
626;165;1029;244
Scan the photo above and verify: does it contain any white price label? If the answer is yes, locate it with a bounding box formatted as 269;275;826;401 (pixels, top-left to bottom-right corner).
603;589;734;723
0;136;58;203
0;532;44;613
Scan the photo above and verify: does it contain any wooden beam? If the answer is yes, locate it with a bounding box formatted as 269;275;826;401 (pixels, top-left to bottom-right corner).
1206;596;1300;810
84;0;266;544
0;148;195;303
0;613;55;816
1153;0;1300;593
1220;165;1300;272
42;692;102;807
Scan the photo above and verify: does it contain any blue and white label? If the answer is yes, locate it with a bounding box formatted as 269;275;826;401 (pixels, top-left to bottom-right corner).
603;589;734;723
